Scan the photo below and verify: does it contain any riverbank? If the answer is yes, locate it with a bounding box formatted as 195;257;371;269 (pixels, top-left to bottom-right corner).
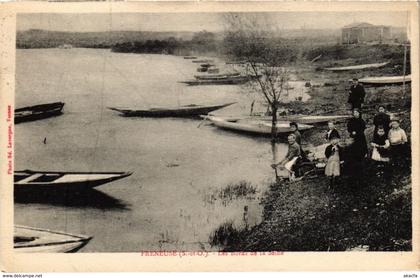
210;66;412;251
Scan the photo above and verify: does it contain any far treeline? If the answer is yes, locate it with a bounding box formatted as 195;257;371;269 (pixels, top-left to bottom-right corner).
17;29;410;71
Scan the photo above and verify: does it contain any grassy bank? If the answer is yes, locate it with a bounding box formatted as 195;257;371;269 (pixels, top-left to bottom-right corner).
210;64;412;251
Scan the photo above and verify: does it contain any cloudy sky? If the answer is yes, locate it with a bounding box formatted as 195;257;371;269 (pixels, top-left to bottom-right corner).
17;12;409;32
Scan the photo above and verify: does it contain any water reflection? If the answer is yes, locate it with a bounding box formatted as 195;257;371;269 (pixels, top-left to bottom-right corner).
15;188;129;210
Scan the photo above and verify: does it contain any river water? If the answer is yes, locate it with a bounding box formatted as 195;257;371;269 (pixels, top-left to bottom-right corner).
14;48;305;252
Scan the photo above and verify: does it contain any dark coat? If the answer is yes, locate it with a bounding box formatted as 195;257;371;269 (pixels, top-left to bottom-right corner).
347;117;366;137
348;84;366;106
325;129;340;141
347;117;368;158
325;144;344;160
373;112;391;133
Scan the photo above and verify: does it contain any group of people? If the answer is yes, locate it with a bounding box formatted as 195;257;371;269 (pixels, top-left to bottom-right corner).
274;78;409;186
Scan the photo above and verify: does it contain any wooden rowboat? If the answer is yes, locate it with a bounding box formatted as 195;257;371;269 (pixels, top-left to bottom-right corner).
205;115;313;136
15;102;65;124
192;59;213;63
278;114;352;124
358;75;411;85
207;114;351;125
14;225;92;253
180;75;250;86
14;170;132;191
194;72;241;80
324;62;389;71
108;102;236;117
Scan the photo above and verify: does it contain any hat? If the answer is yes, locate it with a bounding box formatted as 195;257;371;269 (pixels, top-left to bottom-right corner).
289;122;298;128
389;117;400;127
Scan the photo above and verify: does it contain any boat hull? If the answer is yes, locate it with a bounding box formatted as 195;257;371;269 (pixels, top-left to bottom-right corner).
14;225;92;253
208;114;351;125
324;62;389;71
206;116;313;136
180;76;250;86
109;103;236;118
15;102;65;124
278;115;352;124
14;170;133;192
194;72;241;80
358;75;411;86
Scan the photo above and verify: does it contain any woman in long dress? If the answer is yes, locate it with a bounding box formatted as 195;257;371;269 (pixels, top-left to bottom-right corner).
347;109;368;159
345;109;368;187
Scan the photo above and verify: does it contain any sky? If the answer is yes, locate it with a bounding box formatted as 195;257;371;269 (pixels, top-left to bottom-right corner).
17;12;409;33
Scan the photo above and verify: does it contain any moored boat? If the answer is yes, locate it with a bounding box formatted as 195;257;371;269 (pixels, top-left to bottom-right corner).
205;115;313;136
207;114;351;125
180;75;250;85
358;75;411;85
324;62;389;71
183;56;197;59
14;170;132;191
192;59;214;63
278;114;352;124
108;102;236;117
14;225;92;253
194;72;241;80
15;102;65;124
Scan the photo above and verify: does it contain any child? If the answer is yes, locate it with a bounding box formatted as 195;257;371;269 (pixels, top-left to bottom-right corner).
325;121;340;142
388;118;408;166
371;126;390;163
324;134;343;187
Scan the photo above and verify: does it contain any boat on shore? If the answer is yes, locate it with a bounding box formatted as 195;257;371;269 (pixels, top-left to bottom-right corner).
278;114;352;124
14;170;132;192
358;75;411;85
108;102;236;117
194;72;241;80
207;114;351;125
183;56;197;59
14;225;92;253
15;102;65;124
192;59;213;63
324;62;389;71
180;75;250;86
205;115;313;136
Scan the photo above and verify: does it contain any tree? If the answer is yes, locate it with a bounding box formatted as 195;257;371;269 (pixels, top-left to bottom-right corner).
222;13;293;141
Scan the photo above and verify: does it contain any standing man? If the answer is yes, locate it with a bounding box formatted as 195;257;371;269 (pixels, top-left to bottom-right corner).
348;78;366;110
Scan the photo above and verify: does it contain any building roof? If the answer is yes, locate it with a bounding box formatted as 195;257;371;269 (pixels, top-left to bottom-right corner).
343;22;375;29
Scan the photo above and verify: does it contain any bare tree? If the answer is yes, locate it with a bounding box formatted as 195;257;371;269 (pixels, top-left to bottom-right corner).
223;13;293;141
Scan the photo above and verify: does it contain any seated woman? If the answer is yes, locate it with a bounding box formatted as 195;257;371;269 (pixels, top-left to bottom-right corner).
272;133;301;181
370;126;390;163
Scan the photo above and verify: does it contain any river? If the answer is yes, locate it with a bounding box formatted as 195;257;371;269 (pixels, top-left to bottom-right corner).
14;48;306;252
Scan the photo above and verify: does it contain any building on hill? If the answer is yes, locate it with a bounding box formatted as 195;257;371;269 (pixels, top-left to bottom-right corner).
341;22;391;44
